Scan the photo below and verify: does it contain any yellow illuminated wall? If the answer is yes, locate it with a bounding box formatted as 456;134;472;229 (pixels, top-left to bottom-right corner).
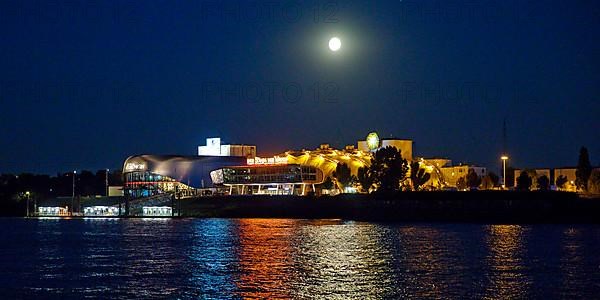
280;148;371;181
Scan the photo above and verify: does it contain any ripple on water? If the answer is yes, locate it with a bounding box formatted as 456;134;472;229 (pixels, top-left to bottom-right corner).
0;218;599;298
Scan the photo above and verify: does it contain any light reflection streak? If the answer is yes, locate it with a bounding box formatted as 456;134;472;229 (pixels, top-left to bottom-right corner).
3;219;600;298
560;227;585;297
289;220;396;299
188;219;238;298
234;219;296;299
392;226;466;298
483;225;530;299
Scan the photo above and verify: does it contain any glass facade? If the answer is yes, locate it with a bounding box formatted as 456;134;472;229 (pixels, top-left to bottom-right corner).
83;206;120;216
222;165;320;184
142;206;172;216
37;207;69;216
124;171;192;198
122;154;247;199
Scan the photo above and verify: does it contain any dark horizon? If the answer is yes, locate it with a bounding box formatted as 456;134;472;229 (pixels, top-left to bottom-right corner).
1;0;599;175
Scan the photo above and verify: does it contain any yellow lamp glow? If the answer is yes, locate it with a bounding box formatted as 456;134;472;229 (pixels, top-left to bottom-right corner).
366;132;380;151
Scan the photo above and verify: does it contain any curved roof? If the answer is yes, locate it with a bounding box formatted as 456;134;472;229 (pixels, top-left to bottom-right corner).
281;149;371;178
123;154;246;188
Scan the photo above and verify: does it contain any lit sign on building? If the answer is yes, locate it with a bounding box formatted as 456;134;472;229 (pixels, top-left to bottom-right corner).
366;132;380;151
125;162;146;171
247;156;287;165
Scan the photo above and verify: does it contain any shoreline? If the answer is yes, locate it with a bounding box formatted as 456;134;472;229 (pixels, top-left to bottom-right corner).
178;191;600;223
6;191;600;223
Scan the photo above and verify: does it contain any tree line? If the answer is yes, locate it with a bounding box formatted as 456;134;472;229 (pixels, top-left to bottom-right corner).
515;147;600;193
326;146;599;194
0;170;123;205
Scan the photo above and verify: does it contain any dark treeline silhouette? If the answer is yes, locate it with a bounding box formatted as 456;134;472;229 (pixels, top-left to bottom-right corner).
0;170;123;209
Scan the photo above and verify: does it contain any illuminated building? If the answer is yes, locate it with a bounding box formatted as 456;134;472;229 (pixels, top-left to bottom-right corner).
512;168;551;190
283;144;371;179
38;206;69;216
122;132;488;196
211;138;406;195
123;154;246;198
83;206;120;216
357;132;413;161
552;167;578;191
142;206;172;216
198;137;256;157
440;165;487;187
212;164;323;195
512;167;600;191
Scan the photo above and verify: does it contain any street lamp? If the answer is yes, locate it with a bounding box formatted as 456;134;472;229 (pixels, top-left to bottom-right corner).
72;170;76;215
501;155;509;189
25;191;31;217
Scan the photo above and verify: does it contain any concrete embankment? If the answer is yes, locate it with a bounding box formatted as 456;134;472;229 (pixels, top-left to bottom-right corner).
180;191;600;223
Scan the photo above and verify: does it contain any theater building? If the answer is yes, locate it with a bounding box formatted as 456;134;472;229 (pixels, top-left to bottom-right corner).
122;154;246;198
121;132;479;197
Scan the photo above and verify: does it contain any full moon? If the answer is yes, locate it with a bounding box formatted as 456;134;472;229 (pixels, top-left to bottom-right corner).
329;37;341;51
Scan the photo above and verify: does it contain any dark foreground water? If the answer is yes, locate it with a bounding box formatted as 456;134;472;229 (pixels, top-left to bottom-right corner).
1;219;600;299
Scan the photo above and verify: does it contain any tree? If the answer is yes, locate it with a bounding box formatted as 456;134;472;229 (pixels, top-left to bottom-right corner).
588;170;600;194
555;175;568;190
321;177;334;190
488;172;500;187
465;169;482;189
456;177;467;190
357;166;374;193
480;175;494;190
516;171;532;191
576;146;592;191
505;167;516;188
410;162;431;191
537;175;550;191
369;146;409;192
333;163;353;191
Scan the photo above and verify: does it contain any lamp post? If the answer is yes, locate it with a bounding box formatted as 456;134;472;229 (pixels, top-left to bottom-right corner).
501;155;509;189
72;170;76;215
25;191;30;217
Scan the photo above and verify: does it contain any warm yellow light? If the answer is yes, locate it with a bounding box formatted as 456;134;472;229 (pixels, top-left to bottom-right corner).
501;155;509;160
366;132;379;150
329;37;341;51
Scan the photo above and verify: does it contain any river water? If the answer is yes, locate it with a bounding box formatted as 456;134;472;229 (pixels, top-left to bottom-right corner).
1;218;599;299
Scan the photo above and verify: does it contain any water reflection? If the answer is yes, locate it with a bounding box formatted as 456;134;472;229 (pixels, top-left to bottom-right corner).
560;227;586;297
235;219;296;298
1;219;599;298
483;225;530;299
290;221;396;298
392;225;477;298
187;219;238;298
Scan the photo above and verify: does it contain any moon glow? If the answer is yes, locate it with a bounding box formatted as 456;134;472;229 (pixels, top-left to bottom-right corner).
329;37;341;51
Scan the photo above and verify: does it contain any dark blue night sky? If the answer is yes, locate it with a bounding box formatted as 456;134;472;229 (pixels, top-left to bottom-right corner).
1;0;599;174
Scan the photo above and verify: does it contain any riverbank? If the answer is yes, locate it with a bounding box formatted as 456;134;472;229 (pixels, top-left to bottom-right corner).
179;191;600;223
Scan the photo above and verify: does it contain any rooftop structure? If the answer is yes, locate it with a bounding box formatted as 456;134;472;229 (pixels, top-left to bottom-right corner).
357;132;413;161
198;138;256;158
